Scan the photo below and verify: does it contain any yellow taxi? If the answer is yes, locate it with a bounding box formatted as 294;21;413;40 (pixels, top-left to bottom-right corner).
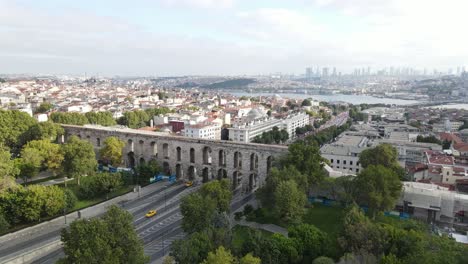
185;181;193;187
145;210;157;218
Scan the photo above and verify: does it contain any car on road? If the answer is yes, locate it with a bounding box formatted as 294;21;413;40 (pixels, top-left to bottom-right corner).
185;181;193;187
145;210;157;218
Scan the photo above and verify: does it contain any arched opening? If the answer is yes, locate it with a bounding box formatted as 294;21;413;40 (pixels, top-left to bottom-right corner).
128;139;134;152
96;138;101;147
139;140;144;154
150;141;158;156
176;164;182;179
218;150;226;167
249;173;257;192
233;171;241;190
188;166;196;180
163;162;171;175
267;156;273;174
250;153;258;171
86;135;90;140
217;169;227;180
203;146;212;165
202;167;209;183
127;152;135;168
139;157;145;165
163;143;169;159
234;151;242;169
77;134;82;139
190;148;195;163
176;147;182;162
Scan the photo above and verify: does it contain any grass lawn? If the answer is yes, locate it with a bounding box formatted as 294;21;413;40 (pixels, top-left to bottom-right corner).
303;203;345;236
69;185;133;211
231;225;272;253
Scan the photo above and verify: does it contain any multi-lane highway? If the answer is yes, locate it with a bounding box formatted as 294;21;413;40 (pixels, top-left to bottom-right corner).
1;181;254;264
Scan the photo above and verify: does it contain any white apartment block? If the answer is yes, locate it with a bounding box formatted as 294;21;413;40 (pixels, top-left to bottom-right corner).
228;110;310;143
320;135;369;175
183;122;221;140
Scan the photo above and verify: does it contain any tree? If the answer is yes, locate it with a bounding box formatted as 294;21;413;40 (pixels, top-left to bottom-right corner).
239;253;261;264
135;159;161;185
359;144;405;179
21;121;64;143
21;139;64;174
99;137;125;166
416;135;441;145
289;224;328;260
17;148;43;182
274;180;306;224
281;141;325;186
171;231;214;264
353;165;402;218
64;188;77;210
162;256;175;264
61;205;148;264
79;173;122;199
50;112;89;125
0;147;19;193
202;246;236;264
0;213;10;233
312;256;335;264
302;99;312;106
200;179;232;213
35;102;53;114
0;109;37;150
359;143;398;169
180;192;217;233
61;136;97;185
85;112;116;126
270;233;301;264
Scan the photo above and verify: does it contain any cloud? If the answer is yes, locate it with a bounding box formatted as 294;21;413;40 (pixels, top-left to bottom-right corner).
160;0;235;9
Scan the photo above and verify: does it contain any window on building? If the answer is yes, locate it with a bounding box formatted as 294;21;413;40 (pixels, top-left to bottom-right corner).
343;160;346;165
357;161;360;166
356;169;359;173
350;161;353;165
330;159;334;163
337;160;340;164
337;166;340;169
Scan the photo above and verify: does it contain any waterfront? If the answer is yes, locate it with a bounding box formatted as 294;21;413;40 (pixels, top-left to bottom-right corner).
229;91;422;105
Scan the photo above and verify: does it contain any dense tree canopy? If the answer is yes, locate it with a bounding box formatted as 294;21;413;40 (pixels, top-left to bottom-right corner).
353;165;402;218
0;109;37;149
281;141;325;186
21;121;64;143
85;111;116;126
60;205;148;264
61;136;97;184
35;102;53;114
252;126;289;144
0;185;65;224
99;136;125;166
0;147;19;192
50;112;89;126
274;180;306;224
359;143;406;179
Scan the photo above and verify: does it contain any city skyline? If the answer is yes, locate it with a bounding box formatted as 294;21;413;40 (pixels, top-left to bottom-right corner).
1;0;468;76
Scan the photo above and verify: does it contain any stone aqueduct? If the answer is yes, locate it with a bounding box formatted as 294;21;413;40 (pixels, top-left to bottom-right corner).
62;125;288;193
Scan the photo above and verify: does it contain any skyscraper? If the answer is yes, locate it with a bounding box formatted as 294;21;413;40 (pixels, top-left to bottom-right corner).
306;67;313;81
322;67;329;77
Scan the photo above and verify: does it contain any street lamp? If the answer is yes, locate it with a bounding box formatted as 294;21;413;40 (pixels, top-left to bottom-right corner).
63;176;68;224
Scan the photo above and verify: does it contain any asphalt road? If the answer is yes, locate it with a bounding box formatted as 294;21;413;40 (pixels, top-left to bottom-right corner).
4;184;254;264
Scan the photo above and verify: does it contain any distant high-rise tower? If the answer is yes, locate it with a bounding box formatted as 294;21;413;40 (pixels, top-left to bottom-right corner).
306;67;313;81
332;67;337;76
322;67;329;77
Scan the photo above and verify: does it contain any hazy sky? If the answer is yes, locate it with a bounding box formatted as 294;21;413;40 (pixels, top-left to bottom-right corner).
1;0;467;76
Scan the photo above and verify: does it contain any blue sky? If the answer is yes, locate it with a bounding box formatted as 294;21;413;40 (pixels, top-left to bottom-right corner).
1;0;467;76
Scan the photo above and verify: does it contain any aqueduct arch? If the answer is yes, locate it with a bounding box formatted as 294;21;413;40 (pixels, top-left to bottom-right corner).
62;125;287;193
